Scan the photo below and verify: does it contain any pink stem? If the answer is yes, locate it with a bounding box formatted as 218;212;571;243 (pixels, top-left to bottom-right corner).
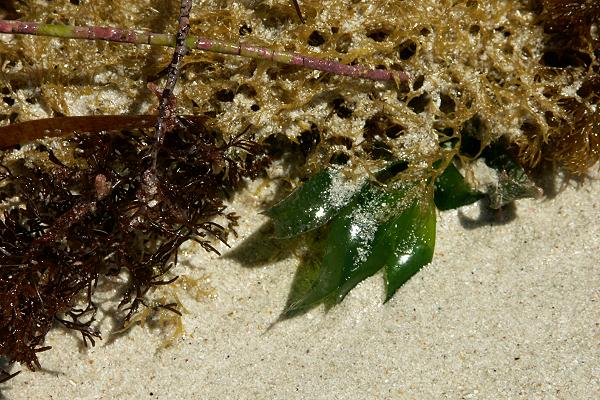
0;20;409;82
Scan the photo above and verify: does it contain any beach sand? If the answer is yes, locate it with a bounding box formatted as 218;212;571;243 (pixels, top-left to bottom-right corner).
5;170;600;399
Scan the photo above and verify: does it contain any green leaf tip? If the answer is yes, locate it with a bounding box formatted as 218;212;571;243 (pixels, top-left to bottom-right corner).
284;183;388;313
383;195;436;301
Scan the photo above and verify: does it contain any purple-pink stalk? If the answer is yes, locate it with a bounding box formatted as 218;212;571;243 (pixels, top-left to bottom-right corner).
0;20;409;82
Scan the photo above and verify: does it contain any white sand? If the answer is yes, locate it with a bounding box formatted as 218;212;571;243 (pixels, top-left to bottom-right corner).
4;170;599;399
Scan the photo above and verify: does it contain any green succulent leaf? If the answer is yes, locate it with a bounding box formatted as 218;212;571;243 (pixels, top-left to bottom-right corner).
284;183;389;313
285;181;436;313
266;167;363;239
434;161;483;211
383;191;436;300
484;144;542;209
332;184;410;303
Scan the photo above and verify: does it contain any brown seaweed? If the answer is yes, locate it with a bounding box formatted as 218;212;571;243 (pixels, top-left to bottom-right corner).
0;116;268;375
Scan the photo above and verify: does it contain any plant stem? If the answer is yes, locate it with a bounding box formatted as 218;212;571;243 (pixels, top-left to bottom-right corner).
291;0;306;24
152;0;192;168
0;115;211;148
0;20;408;82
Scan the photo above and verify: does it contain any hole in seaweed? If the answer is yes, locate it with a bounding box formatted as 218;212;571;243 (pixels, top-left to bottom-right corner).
364;113;404;140
250;104;260;111
363;139;394;160
237;83;256;97
394;78;411;95
69;0;80;5
413;75;425;90
329;151;350;165
407;93;430;114
245;59;258;77
469;25;480;35
0;1;20;19
439;93;456;114
239;24;252;36
308;31;326;47
297;124;321;155
3;97;14;106
264;133;295;157
436;126;454;139
331;26;339;34
385;124;404;139
367;27;391;42
520;119;542;137
214;89;234;102
398;39;417;60
331;98;353;119
267;67;279;80
420;27;431;36
544;111;559;127
541;49;592;68
460;115;485;157
577;76;600;101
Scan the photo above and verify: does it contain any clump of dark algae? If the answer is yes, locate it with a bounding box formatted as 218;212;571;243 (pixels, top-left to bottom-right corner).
0;117;268;382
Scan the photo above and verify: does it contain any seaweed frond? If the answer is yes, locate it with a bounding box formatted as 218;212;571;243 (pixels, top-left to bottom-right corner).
0;116;268;372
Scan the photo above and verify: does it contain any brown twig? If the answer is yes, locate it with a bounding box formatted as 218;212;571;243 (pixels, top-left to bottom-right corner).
152;0;193;169
291;0;306;24
0;115;209;149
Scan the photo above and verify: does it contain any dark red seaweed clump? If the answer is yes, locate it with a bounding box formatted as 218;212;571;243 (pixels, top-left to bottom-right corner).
0;117;267;376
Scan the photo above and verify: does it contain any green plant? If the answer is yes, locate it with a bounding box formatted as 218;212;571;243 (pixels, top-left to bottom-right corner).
267;139;541;314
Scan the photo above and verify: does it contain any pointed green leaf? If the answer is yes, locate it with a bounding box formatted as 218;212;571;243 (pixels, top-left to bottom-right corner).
384;191;436;300
284;184;386;313
286;181;433;312
266;168;363;238
434;161;483;211
333;185;411;302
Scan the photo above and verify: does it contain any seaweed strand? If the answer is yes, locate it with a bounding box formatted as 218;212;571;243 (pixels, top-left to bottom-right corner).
152;0;193;168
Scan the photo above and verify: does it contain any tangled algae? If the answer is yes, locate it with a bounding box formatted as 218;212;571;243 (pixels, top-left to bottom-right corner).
0;0;598;382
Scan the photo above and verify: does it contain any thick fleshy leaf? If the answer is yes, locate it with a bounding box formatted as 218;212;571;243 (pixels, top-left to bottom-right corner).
285;181;436;312
383;190;436;300
434;161;483;210
266;167;363;238
332;184;414;303
284;184;392;313
332;187;436;303
484;145;542;209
